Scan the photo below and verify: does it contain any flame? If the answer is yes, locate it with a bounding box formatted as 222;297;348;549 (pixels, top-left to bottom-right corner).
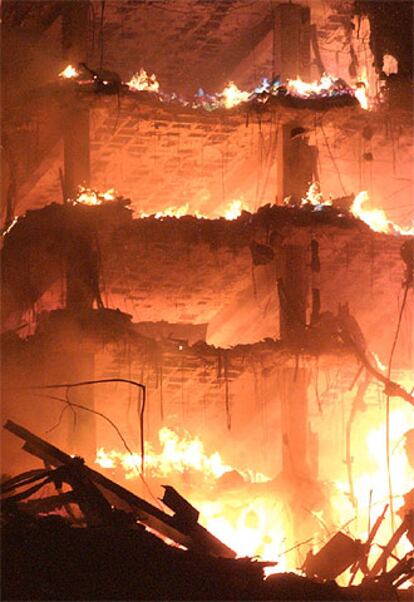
354;83;368;110
301;182;332;207
352;66;369;110
96;426;268;482
138;198;251;221
127;68;160;93
153;203;204;220
351;191;414;235
96;427;294;567
223;199;249;220
95;391;414;580
220;82;250;109
74;186;116;206
59;65;79;79
286;74;343;98
331;399;414;583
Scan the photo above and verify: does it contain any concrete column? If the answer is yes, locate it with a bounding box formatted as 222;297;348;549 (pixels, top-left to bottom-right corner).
279;367;309;477
273;3;311;81
277;244;308;343
274;4;312;203
62;0;90;199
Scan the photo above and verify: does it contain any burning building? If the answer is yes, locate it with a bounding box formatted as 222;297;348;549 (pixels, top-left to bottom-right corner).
1;1;414;600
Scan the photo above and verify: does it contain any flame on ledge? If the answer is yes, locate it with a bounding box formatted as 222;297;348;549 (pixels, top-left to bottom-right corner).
73;186;116;206
351;191;414;235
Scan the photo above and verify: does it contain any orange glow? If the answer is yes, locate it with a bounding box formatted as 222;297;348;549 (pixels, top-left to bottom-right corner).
59;65;79;79
74;186;116;206
96;387;414;582
220;82;250;109
351;191;414;235
330;399;414;583
126;68;160;93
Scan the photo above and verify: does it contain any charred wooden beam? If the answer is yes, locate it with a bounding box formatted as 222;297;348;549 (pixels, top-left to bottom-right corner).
4;420;236;559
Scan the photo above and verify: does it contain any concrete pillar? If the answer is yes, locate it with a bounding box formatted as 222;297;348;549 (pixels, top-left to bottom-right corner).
273;3;311;81
277;122;319;204
277;244;308;343
279;367;309;477
62;0;90;199
274;5;312;203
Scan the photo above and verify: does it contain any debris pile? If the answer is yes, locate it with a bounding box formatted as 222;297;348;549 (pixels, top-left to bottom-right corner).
2;420;413;600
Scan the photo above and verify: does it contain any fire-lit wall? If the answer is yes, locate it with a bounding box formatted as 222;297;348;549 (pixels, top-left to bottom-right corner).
3;204;412;362
3;0;413;229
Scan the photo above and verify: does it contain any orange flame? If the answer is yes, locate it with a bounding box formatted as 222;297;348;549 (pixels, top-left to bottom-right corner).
74;186;116;206
301;182;332;207
286;73;340;98
351;191;414;235
220;82;250;109
96;390;414;580
127;68;160;93
59;65;79;79
138;198;251;221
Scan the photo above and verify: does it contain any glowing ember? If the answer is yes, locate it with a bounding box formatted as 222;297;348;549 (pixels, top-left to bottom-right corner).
127;68;160;93
74;186;116;206
351;191;414;235
59;65;80;79
220;82;251;109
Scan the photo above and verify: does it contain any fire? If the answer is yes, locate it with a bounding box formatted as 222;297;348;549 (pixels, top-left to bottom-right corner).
96;426;267;482
223;198;249;220
331;399;414;582
301;182;332;207
59;65;80;79
96;391;414;581
127;68;160;93
220;82;250;109
74;186;116;206
138;198;251;221
351;191;414;235
286;73;342;98
152;203;204;220
96;427;294;567
354;66;369;111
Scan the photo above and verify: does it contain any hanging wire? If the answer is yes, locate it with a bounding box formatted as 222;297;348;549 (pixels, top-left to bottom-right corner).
15;378;146;475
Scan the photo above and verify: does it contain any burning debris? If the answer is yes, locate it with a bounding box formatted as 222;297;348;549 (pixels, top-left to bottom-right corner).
2;417;413;601
59;63;367;111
